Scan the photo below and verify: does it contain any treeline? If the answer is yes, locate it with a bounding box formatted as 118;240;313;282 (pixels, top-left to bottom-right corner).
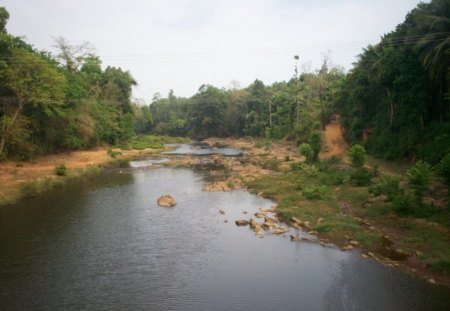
0;7;151;160
149;62;344;142
339;0;450;164
1;0;449;166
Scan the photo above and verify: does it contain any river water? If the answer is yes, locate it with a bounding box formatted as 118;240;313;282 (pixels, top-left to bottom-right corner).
1;161;450;310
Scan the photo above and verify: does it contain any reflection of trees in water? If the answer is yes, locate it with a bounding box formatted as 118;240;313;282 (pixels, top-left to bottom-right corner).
322;256;450;311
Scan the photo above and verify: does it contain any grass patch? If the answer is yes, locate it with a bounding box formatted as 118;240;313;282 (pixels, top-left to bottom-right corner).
54;164;67;176
254;138;272;148
124;135;190;150
20;177;67;198
302;185;328;200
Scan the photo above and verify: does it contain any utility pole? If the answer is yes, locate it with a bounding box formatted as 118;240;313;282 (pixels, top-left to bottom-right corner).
294;55;300;126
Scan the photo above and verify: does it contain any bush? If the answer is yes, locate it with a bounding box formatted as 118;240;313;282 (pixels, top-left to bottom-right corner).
391;194;416;215
319;171;345;185
348;144;367;168
297;163;319;176
54;164;67;176
20;181;39;198
255;138;271;148
308;132;322;161
107;148;121;159
436;153;450;185
406;160;433;197
303;184;328;200
299;143;314;163
350;168;373;186
369;176;402;200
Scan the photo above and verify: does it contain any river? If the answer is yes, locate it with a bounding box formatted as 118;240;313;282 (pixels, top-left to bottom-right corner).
1;159;450;310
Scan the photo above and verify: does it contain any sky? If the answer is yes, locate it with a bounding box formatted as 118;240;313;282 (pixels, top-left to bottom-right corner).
2;0;424;102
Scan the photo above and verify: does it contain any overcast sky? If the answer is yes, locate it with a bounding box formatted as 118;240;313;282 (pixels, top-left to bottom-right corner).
3;0;424;101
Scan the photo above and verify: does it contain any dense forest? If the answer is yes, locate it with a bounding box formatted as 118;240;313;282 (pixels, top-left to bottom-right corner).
0;0;449;166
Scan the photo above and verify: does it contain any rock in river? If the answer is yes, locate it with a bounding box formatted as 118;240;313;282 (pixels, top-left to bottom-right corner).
235;219;250;226
157;195;177;207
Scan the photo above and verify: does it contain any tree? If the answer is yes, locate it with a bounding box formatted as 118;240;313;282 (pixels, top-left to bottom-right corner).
53;36;94;73
189;85;226;138
0;7;9;33
0;49;66;156
348;144;367;168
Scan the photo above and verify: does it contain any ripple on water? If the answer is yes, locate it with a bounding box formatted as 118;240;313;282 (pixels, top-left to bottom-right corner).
0;166;450;310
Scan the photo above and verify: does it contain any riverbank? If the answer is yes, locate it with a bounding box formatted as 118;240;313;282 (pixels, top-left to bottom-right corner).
181;136;450;287
1;135;449;287
0;147;164;206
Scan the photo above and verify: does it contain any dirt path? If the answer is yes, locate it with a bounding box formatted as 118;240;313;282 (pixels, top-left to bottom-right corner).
319;115;348;160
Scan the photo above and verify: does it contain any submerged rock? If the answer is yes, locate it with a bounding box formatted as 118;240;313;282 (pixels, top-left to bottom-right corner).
254;212;266;218
235;219;250;226
272;227;289;235
264;215;278;223
203;181;231;192
157;195;177;207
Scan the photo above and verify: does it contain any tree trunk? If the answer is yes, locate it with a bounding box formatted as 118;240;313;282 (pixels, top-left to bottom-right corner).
0;98;24;156
269;101;272;127
386;88;394;127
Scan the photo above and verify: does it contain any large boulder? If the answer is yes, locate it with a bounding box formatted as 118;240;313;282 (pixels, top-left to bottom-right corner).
157;195;177;207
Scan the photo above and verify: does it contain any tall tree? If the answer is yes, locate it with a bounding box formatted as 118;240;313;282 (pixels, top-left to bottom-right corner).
0;49;66;156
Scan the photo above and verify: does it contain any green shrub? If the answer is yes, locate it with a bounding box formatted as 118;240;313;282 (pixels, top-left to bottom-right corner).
255;138;271;148
391;194;416;215
54;164;67;176
436;153;450;185
350;168;373;186
20;181;39;198
406;160;433;197
261;158;281;170
308;132;322;161
298;163;319;176
428;259;450;274
369;176;402;200
303;184;328;200
391;193;436;217
107;148;121;158
299;143;314;163
348;144;367;168
319;171;345;185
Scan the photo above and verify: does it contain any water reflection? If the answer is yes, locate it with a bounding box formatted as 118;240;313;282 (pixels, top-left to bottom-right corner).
164;143;243;156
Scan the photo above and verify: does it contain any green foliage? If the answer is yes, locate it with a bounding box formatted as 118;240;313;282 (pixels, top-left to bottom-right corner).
260;157;281;171
350;168;373;186
428;260;450;274
308;132;322;161
298;143;314;163
302;184;328;200
296;163;319;176
348;144;367;168
391;192;437;217
20;181;39;198
340;0;449;163
107;148;121;159
126;135;189;150
369;176;402;200
436;153;450;185
54;164;67;176
406;160;433;197
319;170;345;186
255;138;271;148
